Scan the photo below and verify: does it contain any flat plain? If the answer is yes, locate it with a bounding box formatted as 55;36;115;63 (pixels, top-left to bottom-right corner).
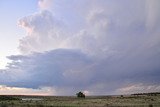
0;94;160;107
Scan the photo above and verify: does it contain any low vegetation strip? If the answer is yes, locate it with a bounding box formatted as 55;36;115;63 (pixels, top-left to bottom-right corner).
0;94;160;107
0;95;20;101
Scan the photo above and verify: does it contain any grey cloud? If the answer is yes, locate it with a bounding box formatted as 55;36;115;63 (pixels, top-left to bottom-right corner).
0;0;160;95
1;49;93;89
1;44;160;95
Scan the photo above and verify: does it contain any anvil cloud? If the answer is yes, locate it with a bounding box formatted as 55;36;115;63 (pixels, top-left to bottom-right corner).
0;0;160;95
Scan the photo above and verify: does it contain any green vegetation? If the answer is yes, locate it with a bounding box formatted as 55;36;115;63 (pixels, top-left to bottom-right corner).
0;96;20;101
0;93;160;107
76;92;85;98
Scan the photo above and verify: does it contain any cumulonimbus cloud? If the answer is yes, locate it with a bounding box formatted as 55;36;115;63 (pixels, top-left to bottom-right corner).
0;0;160;95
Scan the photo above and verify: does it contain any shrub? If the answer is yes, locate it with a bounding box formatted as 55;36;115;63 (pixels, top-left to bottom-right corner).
149;104;153;107
0;96;20;101
0;103;8;107
76;92;85;98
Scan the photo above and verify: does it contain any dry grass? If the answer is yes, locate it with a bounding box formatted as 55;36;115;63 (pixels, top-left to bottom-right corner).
0;94;160;107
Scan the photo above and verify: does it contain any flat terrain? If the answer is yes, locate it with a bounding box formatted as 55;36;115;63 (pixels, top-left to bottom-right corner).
0;94;160;107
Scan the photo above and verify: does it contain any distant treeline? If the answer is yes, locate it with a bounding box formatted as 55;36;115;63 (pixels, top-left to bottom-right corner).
0;95;20;101
131;92;160;96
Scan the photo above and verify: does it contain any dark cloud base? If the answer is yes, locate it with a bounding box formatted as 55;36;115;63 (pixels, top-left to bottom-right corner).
1;0;160;95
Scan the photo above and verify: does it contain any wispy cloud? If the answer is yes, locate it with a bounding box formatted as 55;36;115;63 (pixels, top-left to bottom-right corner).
116;84;160;94
0;85;55;95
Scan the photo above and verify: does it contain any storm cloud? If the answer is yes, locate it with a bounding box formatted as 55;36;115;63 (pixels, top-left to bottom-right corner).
0;0;160;95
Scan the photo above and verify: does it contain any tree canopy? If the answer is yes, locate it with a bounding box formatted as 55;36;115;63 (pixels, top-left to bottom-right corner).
76;92;85;98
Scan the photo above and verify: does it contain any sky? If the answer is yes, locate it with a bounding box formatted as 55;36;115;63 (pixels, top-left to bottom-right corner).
0;0;38;68
0;0;160;95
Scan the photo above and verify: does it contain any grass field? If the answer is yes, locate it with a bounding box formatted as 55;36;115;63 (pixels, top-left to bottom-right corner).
0;94;160;107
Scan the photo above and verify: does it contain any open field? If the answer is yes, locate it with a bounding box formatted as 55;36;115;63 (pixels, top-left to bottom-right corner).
0;94;160;107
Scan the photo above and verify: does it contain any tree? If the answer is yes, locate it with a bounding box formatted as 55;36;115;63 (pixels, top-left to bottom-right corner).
76;91;85;98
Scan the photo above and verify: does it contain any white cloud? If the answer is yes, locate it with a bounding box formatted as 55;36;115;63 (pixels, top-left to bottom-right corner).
18;10;69;54
116;83;160;95
0;85;55;95
0;0;160;95
38;0;53;10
